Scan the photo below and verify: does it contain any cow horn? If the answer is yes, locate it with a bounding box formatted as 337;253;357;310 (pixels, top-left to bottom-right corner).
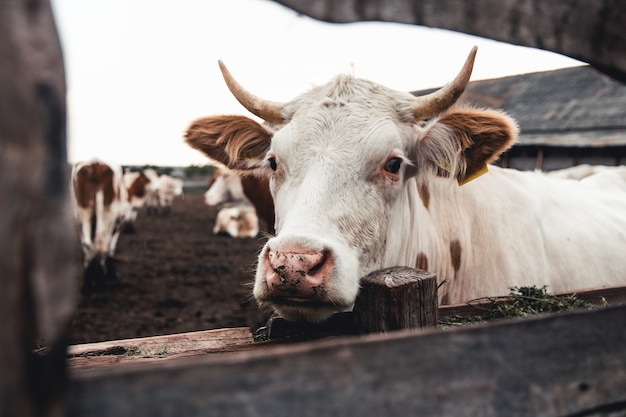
411;46;477;120
218;60;284;123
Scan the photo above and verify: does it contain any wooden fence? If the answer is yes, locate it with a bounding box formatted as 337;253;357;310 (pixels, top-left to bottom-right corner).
66;303;626;417
2;2;626;417
62;270;626;417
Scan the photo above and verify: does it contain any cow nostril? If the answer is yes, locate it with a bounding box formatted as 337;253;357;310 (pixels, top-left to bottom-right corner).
307;250;329;276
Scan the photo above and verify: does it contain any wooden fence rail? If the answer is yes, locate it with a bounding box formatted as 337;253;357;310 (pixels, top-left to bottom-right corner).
67;304;626;417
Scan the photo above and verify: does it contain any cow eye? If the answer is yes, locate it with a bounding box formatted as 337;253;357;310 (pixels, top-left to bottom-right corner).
385;157;402;174
268;157;277;171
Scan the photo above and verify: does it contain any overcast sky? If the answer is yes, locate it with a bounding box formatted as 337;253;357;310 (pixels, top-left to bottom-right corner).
51;0;582;167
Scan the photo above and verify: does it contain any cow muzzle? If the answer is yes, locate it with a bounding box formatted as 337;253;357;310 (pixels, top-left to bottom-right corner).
255;241;355;323
265;248;332;297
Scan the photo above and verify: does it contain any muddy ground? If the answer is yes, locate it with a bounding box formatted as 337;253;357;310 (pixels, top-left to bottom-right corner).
69;190;273;345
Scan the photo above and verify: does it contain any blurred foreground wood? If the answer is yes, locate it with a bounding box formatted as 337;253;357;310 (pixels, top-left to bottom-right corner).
67;304;626;417
65;278;626;417
0;2;77;417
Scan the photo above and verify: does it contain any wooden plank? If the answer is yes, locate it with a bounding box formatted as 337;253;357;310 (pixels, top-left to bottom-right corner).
66;328;254;371
67;304;626;417
262;267;438;341
439;284;626;318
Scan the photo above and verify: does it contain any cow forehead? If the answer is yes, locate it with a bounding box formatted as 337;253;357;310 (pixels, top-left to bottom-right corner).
272;110;410;170
284;74;416;119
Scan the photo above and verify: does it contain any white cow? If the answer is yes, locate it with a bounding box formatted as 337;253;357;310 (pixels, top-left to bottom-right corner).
213;205;260;238
205;167;275;233
204;168;248;206
205;168;260;238
185;47;626;323
71;158;128;292
143;169;184;215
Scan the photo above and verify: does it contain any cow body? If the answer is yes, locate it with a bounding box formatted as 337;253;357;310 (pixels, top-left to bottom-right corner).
545;164;626;182
205;168;275;233
144;169;184;215
205;169;261;237
71;159;128;291
213;205;260;238
122;170;152;232
185;49;626;323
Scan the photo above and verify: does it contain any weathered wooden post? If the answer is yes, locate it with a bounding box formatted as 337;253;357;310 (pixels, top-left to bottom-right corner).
354;266;438;333
0;1;78;416
262;266;438;340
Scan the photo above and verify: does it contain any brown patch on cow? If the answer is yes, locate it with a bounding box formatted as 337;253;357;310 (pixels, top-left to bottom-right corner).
74;162;116;208
417;182;430;210
415;252;429;271
450;239;462;272
127;171;151;200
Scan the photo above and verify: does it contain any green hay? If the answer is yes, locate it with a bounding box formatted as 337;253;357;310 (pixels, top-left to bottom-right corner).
439;285;595;328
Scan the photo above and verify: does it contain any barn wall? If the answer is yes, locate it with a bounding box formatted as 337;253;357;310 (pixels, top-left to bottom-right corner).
498;146;626;171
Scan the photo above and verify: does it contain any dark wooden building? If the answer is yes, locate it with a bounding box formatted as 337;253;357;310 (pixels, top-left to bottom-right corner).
416;65;626;171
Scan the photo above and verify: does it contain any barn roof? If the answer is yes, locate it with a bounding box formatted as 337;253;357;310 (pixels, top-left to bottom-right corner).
414;65;626;147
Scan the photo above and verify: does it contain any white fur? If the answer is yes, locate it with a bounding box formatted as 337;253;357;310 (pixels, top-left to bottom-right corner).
204;170;248;206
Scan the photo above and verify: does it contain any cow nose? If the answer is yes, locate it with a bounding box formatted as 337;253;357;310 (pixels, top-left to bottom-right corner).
265;248;332;294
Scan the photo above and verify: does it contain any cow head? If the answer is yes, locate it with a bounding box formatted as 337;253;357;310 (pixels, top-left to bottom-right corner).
185;47;517;322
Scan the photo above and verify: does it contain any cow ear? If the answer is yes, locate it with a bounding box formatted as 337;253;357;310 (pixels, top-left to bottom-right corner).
416;108;518;185
184;115;272;171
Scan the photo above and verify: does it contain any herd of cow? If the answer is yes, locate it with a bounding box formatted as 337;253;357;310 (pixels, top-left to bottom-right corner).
70;47;626;326
69;157;272;294
70;160;184;292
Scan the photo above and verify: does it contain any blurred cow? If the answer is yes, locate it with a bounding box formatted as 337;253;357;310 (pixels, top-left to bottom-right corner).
71;158;128;292
143;169;184;215
122;169;152;232
213;205;259;238
205;168;261;238
205;168;274;233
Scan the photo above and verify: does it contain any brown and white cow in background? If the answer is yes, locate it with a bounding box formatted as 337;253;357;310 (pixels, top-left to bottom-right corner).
185;47;626;323
205;168;260;238
122;169;152;232
205;167;274;235
213;205;259;238
143;169;184;216
71;158;128;292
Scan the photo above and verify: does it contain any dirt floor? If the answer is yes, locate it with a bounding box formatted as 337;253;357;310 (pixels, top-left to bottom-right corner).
69;190;273;345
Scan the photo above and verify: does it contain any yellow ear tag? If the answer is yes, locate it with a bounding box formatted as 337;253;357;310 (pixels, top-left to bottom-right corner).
458;164;488;186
